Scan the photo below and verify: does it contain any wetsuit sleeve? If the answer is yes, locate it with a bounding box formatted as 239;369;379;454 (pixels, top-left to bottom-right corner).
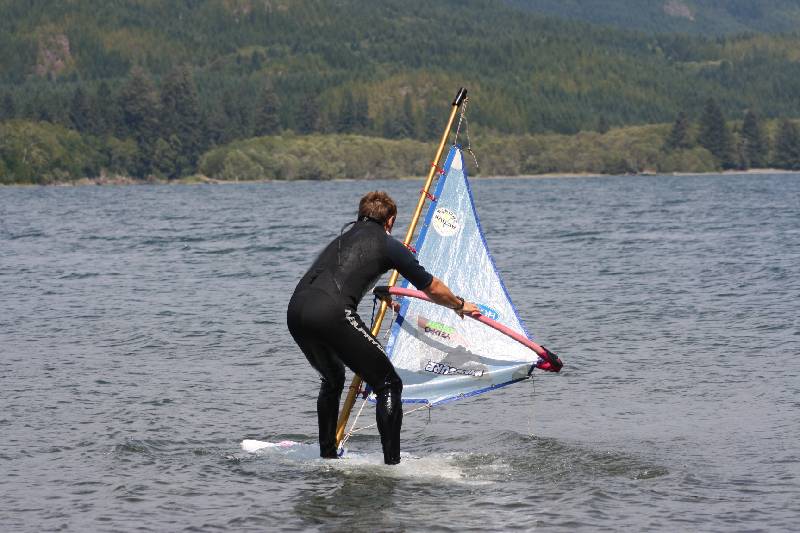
386;236;433;290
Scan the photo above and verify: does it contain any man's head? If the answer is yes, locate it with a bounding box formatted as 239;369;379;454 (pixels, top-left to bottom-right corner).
358;191;397;232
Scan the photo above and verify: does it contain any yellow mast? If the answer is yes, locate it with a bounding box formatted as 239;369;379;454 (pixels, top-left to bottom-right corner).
335;88;468;448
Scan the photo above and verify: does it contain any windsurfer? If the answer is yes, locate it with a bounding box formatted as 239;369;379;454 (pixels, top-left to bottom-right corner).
287;191;478;464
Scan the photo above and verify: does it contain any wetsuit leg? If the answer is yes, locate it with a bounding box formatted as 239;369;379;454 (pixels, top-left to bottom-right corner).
295;338;345;458
375;377;403;464
288;290;403;464
321;308;404;465
287;291;346;459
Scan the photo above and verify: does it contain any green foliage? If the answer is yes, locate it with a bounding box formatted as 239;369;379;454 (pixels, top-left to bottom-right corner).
336;89;356;134
2;1;800;183
773;119;800;170
0;119;105;184
152;135;182;179
740;110;768;168
198;134;431;181
506;0;800;35
103;136;139;175
118;67;161;177
656;147;718;174
69;86;91;132
698;98;735;169
1;92;16;120
475;125;669;176
92;81;121;137
3;0;800;141
664;111;691;151
160;66;203;174
254;82;281;136
197;123;733;181
296;97;319;135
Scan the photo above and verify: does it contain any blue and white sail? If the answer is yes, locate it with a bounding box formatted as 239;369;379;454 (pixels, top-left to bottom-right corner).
385;146;540;405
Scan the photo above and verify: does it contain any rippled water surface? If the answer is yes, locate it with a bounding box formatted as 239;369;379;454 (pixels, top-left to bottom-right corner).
2;174;799;531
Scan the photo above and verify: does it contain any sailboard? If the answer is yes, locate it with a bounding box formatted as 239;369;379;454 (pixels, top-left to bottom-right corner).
380;146;561;406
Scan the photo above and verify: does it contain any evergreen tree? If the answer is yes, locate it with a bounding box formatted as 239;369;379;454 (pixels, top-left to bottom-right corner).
31;89;69;126
222;87;256;140
353;93;370;133
296;96;318;134
206;107;231;147
740;110;767;168
153;135;182;179
69;87;91;132
423;100;443;140
161;66;203;175
249;50;263;72
398;93;415;139
0;93;15;120
254;82;280;136
337;89;355;133
92;81;119;136
316;108;334;134
381;105;402;139
119;66;162;177
773;119;800;170
597;115;610;134
663;111;691;151
37;104;53;123
698;98;734;168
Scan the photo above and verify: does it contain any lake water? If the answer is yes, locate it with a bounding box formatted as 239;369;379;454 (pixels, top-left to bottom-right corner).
1;174;799;531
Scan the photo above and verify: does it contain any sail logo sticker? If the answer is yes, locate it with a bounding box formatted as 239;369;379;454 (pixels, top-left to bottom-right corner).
432;207;460;237
423;320;454;340
477;304;500;321
416;316;469;348
425;361;484;377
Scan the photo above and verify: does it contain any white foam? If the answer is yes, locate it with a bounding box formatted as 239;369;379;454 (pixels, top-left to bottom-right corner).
241;439;300;452
240;440;492;484
334;452;467;480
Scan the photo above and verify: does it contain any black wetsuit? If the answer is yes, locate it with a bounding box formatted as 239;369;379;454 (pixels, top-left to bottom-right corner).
287;217;433;464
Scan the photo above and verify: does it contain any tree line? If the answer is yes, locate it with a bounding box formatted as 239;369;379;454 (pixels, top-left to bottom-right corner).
0;64;455;181
3;1;800;132
663;98;800;171
2;0;800;182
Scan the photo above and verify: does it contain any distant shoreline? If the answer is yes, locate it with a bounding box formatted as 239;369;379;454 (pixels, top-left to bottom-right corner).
2;168;798;188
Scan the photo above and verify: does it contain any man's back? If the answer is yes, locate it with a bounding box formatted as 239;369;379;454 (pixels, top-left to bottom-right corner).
294;219;391;310
294;218;432;309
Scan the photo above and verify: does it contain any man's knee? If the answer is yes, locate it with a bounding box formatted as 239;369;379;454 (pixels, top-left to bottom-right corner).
321;372;345;396
374;372;402;397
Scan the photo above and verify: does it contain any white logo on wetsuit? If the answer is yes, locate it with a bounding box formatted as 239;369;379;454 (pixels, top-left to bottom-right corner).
344;309;386;355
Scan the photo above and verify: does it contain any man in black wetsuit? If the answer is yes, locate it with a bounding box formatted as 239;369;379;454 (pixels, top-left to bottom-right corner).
287;191;478;464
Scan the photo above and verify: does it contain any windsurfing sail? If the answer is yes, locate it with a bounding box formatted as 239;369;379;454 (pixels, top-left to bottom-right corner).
335;88;560;448
383;146;561;406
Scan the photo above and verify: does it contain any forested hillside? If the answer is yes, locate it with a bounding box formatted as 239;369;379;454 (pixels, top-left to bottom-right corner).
506;0;800;35
1;0;800;183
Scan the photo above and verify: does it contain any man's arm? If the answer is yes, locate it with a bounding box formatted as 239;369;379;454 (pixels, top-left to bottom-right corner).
384;237;478;318
422;277;479;318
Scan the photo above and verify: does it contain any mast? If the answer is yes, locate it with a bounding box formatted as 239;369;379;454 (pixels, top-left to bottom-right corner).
335;87;468;448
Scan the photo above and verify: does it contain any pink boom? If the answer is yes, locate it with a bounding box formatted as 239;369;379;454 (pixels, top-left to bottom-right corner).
376;286;563;372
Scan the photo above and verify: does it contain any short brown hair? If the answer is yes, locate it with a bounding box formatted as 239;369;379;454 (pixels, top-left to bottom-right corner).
358;191;397;223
